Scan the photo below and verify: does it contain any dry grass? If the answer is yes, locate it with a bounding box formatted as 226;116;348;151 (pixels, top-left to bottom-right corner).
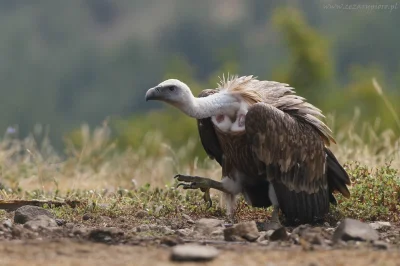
0;80;398;222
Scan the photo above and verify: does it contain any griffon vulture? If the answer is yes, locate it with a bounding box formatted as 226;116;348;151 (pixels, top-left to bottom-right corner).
145;75;350;225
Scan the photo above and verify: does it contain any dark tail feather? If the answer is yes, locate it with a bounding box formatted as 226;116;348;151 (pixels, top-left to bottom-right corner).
325;147;351;202
273;181;330;226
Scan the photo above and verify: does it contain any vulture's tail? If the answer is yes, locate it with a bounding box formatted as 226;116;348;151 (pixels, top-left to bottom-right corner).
272;148;350;225
325;147;351;205
273;181;330;225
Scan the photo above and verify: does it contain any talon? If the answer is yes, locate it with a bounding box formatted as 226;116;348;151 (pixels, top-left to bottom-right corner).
177;182;195;189
176;182;185;188
201;188;212;209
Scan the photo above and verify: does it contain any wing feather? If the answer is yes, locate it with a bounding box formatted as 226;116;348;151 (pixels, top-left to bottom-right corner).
245;102;327;194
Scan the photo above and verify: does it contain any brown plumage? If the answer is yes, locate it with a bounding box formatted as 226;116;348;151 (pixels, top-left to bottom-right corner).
146;75;351;225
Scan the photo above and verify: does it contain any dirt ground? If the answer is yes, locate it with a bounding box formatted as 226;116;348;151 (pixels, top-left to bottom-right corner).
0;239;399;266
0;203;399;266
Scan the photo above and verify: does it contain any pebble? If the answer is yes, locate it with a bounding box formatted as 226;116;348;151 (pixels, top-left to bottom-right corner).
2;219;12;229
170;244;219;262
194;218;224;235
223;221;259;242
23;215;58;231
14;206;55;224
135;210;149;219
82;213;91;221
369;221;391;231
269;227;289;242
332;218;379;243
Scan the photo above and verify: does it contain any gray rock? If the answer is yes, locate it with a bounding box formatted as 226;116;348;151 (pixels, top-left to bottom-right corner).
266;230;275;238
264;221;282;231
373;240;389;250
136;224;150;232
182;214;195;224
194;218;224;235
170;244;219;262
23;215;58;231
176;228;192;237
223;221;260;242
158;226;175;235
14;206;55;224
292;225;325;245
65;223;75;229
2;219;12;229
210;228;224;238
72;227;88;236
135;210;149;219
88;227;124;243
160;236;184;246
257;231;268;242
82;213;91;221
269;227;289;242
259;240;269;245
369;221;391;231
55;219;66;226
332;218;379;243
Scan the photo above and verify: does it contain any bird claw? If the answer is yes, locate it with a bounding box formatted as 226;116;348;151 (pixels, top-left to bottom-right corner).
175;174;213;209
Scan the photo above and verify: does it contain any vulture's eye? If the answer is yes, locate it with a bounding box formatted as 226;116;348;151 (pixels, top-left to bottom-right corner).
168;86;176;92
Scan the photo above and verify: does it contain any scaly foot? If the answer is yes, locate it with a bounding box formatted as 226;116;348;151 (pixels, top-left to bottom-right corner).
264;205;283;231
174;174;219;208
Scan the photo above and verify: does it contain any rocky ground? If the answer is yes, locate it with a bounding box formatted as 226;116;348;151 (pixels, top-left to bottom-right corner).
0;205;399;265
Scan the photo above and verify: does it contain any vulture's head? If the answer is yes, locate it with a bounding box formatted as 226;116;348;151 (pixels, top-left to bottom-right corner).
145;79;193;107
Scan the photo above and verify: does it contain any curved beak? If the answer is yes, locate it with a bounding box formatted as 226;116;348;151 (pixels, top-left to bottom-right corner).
145;87;160;101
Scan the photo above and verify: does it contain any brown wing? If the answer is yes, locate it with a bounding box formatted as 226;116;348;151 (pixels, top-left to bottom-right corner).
245;102;327;193
197;89;223;166
245;102;349;224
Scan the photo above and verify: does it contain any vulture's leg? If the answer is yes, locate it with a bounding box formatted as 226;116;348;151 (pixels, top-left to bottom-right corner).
174;174;231;208
264;184;283;231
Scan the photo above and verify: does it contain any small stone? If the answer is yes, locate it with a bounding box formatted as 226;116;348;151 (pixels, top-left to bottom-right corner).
82;213;91;221
259;240;269;246
223;221;259;242
73;227;88;236
269;227;289;242
2;219;12;229
292;224;311;235
88;228;124;243
373;240;389;250
135;210;149;219
55;219;66;226
292;225;325;246
136;224;150;232
257;231;268;242
266;230;275;238
23;215;57;231
160;236;184;246
264;221;282;231
210;228;224;238
176;228;192;237
100;216;112;223
182;214;195;224
369;221;391;231
14;206;55;224
65;223;74;229
170;244;219;262
194;218;224;235
159;226;175;235
332;218;379;243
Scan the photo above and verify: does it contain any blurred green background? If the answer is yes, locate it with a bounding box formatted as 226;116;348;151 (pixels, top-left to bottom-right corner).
0;0;399;160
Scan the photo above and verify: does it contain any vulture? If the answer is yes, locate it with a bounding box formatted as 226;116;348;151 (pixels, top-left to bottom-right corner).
145;75;350;226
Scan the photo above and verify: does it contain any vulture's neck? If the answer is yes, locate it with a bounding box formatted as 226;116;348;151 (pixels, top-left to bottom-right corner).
179;93;240;119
